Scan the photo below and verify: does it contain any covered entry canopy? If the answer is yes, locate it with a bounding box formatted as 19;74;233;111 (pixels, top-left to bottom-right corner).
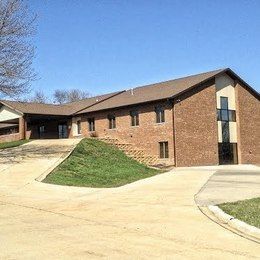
26;114;71;139
0;100;72;141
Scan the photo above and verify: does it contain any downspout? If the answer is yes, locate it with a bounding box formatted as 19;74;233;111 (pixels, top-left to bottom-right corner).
172;99;177;167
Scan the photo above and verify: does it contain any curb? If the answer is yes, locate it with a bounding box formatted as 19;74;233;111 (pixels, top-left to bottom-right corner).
35;140;81;182
208;205;260;242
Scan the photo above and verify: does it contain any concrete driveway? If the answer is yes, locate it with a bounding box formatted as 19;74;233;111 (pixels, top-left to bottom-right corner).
0;140;259;259
195;165;260;206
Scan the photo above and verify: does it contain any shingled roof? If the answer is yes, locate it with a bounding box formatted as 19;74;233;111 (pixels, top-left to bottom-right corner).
75;68;225;114
1;68;258;116
0;91;122;115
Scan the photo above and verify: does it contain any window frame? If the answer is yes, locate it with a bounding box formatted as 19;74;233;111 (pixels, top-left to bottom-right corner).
39;125;45;133
87;117;95;132
108;114;116;129
155;106;165;124
159;141;169;159
76;120;82;135
130;110;139;126
217;96;236;122
221;121;230;143
217;108;236;122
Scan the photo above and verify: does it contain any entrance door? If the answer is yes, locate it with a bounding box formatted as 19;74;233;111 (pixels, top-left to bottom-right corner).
218;143;238;165
58;124;68;139
39;125;45;139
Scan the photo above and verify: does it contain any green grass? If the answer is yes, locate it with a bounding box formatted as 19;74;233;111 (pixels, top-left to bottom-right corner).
219;197;260;228
0;139;30;149
44;138;162;188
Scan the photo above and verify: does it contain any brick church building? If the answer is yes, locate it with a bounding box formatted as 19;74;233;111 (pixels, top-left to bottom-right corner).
0;68;259;167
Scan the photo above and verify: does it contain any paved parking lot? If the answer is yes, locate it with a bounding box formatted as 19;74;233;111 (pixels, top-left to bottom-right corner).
0;141;259;259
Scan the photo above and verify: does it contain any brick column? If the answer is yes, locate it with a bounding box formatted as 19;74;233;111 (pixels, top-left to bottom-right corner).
19;116;27;140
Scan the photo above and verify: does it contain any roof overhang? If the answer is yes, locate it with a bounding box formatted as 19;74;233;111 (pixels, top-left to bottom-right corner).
170;68;260;101
0;100;24;116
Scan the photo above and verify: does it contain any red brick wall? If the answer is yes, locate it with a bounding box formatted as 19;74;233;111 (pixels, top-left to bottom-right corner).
174;82;219;167
79;101;175;164
0;133;21;143
235;83;260;164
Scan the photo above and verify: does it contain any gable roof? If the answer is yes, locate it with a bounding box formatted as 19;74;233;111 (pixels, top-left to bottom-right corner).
75;68;225;114
0;68;258;116
0;91;122;116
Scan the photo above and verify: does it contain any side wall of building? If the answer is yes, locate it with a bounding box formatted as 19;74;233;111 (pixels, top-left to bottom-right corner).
235;83;260;164
78;101;175;164
174;82;219;167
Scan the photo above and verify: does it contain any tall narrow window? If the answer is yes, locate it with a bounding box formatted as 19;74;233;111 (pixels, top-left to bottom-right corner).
220;97;228;110
130;110;139;126
108;115;116;129
39;125;45;139
221;121;230;143
159;142;169;158
217;97;236;122
77;120;81;134
88;118;95;132
155;106;165;123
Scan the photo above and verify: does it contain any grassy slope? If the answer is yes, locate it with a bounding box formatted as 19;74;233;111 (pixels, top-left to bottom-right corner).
44;138;162;188
0;139;30;149
219;197;260;228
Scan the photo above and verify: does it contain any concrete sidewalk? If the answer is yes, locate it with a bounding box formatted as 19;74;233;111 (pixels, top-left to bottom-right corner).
195;165;260;206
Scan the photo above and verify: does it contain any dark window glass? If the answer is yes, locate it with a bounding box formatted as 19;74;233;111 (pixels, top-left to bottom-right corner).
218;143;238;165
77;120;81;134
39;126;45;133
39;125;45;138
159;142;169;158
217;109;221;121
220;97;228;109
155;106;165;123
88;118;95;132
108;115;116;129
221;121;230;143
221;109;229;121
217;108;236;122
228;110;236;122
130;110;139;126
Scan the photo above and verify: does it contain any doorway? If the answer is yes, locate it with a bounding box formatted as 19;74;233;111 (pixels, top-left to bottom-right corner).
218;143;238;165
58;124;68;139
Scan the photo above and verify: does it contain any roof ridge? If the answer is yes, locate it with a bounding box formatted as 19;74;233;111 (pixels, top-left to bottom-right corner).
1;99;67;107
65;90;122;105
132;68;227;91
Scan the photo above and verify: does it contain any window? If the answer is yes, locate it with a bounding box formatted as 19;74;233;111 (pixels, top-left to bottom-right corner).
77;120;81;134
228;110;236;122
217;97;236;122
130;110;139;126
39;125;45;138
108;115;116;129
221;121;230;143
218;143;238;164
220;97;228;110
159;142;169;158
39;125;45;133
155;106;165;123
88;118;95;132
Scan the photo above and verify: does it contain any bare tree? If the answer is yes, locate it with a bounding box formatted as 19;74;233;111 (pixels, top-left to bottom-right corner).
53;89;90;104
0;0;36;98
53;89;67;104
30;90;48;103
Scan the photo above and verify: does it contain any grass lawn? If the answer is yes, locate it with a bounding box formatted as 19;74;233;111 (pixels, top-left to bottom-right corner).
0;139;30;149
219;197;260;228
43;138;162;188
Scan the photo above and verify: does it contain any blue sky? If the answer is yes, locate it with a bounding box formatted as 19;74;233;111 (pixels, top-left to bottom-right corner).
29;0;260;97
